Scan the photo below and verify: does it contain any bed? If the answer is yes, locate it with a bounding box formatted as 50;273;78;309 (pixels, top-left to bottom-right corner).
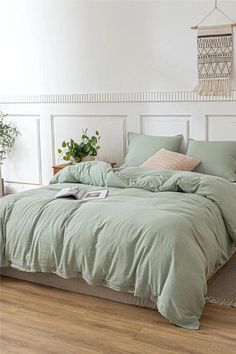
1;160;236;329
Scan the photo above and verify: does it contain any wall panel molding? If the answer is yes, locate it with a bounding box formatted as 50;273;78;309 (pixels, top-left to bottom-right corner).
51;114;127;166
140;115;190;151
2;104;236;194
140;115;190;139
0;90;236;104
205;115;236;141
3;115;42;186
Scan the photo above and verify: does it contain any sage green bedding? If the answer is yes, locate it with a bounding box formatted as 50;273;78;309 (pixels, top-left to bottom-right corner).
122;133;183;167
187;140;236;181
1;161;236;330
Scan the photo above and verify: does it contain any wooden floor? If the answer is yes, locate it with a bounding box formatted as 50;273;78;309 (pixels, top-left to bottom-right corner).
0;276;236;354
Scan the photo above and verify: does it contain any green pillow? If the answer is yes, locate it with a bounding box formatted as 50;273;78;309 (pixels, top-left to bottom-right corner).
187;140;236;181
123;133;183;167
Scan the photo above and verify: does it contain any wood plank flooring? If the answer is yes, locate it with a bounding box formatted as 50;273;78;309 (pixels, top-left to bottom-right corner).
0;276;236;354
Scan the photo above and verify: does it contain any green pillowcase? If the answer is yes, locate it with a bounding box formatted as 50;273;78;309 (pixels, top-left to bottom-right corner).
123;133;183;167
187;140;236;181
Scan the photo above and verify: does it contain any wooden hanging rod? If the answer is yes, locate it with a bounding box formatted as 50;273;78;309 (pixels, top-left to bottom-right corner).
191;23;236;30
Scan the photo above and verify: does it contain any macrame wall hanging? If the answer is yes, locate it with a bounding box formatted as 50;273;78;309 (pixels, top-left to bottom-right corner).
192;0;236;96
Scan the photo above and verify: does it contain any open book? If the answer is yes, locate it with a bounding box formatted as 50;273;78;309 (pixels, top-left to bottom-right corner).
55;187;108;201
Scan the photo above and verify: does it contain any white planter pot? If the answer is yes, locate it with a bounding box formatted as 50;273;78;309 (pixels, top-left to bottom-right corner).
0;165;4;197
82;156;95;162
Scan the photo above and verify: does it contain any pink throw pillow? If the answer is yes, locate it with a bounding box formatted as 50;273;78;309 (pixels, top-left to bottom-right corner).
140;148;200;171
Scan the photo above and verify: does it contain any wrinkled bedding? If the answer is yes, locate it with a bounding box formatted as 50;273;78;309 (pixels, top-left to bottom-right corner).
1;161;236;329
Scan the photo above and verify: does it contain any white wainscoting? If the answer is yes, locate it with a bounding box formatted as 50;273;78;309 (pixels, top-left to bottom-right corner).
2;114;42;193
206;115;236;141
0;96;235;193
51;115;127;167
140;115;190;152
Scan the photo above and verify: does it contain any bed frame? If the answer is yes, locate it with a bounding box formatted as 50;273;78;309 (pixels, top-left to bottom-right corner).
1;192;235;312
2;250;235;309
1;267;157;309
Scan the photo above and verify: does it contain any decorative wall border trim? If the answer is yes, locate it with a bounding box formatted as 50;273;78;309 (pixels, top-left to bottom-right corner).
0;90;236;104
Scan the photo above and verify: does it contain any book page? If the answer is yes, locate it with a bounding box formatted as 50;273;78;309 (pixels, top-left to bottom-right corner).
82;189;108;201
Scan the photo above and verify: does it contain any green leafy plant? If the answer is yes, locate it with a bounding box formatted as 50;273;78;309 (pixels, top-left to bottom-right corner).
58;129;101;163
0;112;20;164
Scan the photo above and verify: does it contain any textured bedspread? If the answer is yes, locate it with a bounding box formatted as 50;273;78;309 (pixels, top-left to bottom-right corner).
1;161;236;329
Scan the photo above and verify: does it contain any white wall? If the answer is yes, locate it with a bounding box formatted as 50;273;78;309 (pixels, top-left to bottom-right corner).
0;0;236;194
0;0;235;94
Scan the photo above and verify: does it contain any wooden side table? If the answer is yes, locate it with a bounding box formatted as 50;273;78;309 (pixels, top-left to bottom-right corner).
52;161;116;176
52;163;70;176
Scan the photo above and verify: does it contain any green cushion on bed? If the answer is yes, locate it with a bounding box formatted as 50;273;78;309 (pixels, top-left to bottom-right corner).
123;133;183;167
187;140;236;181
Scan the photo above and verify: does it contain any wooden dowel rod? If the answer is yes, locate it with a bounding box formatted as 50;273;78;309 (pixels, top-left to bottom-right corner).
191;22;236;30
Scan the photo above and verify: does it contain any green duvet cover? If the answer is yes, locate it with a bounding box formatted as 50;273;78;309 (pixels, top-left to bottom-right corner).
1;161;236;329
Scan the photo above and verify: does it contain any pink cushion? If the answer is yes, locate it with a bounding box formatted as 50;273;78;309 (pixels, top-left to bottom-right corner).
140;148;200;171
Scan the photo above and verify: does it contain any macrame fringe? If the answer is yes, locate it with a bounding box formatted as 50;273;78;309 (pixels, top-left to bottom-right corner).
205;296;236;308
194;78;231;96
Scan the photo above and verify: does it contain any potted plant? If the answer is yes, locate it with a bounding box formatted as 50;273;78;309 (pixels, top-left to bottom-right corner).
0;112;20;196
58;129;101;163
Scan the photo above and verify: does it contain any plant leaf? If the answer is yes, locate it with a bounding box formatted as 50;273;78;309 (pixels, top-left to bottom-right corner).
91;136;97;145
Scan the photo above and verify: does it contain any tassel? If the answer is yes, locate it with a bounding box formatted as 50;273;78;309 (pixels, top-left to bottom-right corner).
206;296;236;308
194;78;231;96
